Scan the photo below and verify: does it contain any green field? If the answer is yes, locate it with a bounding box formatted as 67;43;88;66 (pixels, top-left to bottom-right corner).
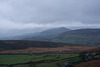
0;52;100;67
0;54;79;67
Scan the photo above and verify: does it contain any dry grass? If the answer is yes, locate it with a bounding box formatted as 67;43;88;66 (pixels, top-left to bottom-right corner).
0;46;97;54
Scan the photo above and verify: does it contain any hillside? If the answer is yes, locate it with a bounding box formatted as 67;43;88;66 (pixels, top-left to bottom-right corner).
60;29;100;35
30;29;100;46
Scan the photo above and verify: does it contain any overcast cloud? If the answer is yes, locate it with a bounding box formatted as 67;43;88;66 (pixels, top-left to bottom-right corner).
0;0;100;30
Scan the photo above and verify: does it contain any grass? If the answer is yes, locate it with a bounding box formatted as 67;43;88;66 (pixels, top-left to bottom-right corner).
36;63;59;67
0;52;99;67
0;54;79;67
0;55;29;64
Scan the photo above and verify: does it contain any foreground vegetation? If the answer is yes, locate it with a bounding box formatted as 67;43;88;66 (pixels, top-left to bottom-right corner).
0;54;79;67
0;48;100;67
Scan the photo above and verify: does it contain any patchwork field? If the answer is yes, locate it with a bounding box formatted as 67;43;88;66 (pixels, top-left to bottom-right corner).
0;40;100;67
0;54;79;67
0;51;99;67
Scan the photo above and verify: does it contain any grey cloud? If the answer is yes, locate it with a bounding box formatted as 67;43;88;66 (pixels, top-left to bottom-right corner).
0;0;100;28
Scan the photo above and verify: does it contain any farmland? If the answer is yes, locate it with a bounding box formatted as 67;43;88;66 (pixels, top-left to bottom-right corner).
0;51;100;67
0;54;79;67
0;40;100;67
0;48;100;67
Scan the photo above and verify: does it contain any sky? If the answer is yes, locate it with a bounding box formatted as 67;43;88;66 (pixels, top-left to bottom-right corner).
0;0;100;32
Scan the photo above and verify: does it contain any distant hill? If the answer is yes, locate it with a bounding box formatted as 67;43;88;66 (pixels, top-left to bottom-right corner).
30;29;100;46
0;27;70;40
0;28;45;40
24;27;70;39
36;27;70;36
